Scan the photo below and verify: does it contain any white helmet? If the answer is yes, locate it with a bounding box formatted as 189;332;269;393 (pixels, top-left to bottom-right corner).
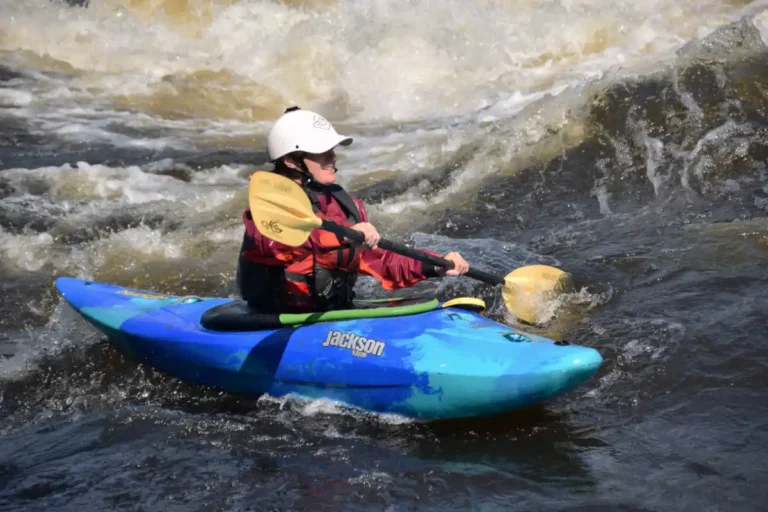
267;107;353;162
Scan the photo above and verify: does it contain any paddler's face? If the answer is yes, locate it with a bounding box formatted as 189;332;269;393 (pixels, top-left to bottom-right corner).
303;149;337;184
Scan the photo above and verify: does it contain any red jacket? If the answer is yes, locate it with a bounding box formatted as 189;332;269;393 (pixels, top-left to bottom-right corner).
241;189;438;296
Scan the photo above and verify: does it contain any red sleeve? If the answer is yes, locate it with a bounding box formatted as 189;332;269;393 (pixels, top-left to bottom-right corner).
359;247;439;290
352;198;441;290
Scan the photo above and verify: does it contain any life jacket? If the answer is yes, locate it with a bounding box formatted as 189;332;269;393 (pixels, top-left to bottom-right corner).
238;181;363;312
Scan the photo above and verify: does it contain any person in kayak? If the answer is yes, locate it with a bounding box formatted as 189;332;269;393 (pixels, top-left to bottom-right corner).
237;106;470;313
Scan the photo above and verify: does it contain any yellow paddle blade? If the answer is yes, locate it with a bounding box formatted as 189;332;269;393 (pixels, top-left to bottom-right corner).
502;265;572;324
248;171;322;247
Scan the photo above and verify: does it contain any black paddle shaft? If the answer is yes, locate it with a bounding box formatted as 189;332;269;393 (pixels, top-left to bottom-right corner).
321;220;505;286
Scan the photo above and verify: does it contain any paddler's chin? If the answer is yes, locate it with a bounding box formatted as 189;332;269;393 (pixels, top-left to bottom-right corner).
309;167;338;185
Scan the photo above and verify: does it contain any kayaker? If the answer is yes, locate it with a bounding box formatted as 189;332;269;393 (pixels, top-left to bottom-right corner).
237;106;470;313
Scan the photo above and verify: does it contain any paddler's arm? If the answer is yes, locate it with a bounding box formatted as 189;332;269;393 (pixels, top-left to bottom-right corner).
348;200;440;289
358;246;443;290
349;201;469;287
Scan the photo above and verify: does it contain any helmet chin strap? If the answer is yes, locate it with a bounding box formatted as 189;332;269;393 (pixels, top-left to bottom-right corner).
292;154;338;190
296;158;313;186
278;153;313;185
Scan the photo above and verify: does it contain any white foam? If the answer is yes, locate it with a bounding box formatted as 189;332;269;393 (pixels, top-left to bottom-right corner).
0;226;55;273
754;7;768;46
0;209;188;279
4;161;249;210
0;88;33;107
52;121;180;150
0;302;100;382
0;0;758;183
4;161;182;203
348;471;394;486
99;225;184;260
475;85;570;124
206;225;244;243
643;134;666;197
0;0;756;128
189;164;250;186
256;393;415;425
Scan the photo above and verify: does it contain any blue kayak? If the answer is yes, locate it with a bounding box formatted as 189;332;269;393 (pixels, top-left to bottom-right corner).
54;276;602;420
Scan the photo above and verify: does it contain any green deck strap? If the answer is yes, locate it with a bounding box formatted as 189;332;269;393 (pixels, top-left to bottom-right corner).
278;299;440;326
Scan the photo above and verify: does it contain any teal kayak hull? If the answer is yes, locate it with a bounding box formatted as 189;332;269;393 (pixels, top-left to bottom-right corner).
55;277;603;420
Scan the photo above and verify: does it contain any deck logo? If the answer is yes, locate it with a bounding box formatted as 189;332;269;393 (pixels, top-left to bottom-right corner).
322;330;385;358
118;289;169;300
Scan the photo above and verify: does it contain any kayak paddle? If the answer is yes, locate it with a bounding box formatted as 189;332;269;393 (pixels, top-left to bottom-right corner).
247;171;571;324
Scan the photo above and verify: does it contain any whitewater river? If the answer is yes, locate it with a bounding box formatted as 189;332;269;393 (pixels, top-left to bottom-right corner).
2;0;768;510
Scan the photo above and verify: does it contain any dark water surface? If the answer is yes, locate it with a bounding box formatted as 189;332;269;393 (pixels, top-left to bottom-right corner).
2;2;768;511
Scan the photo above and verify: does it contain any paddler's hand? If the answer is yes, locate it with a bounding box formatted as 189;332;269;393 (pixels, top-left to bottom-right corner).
440;252;470;276
351;222;381;250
